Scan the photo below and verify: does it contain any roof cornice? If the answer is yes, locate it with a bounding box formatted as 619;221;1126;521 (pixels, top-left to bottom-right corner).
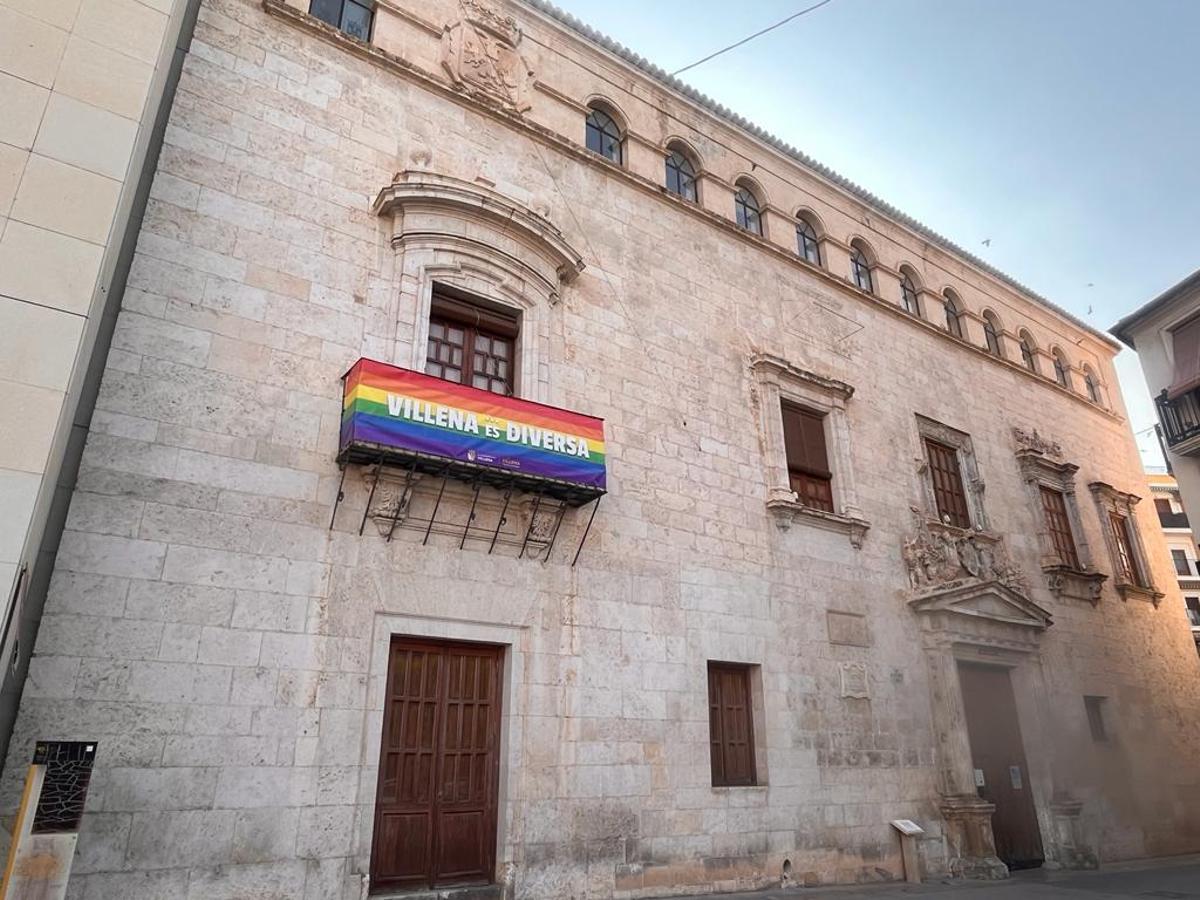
519;0;1120;350
1110;266;1200;349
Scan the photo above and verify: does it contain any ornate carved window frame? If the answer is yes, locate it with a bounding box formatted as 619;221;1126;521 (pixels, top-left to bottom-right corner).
1088;481;1163;605
1012;428;1107;604
914;415;989;533
751;354;868;547
373;171;584;405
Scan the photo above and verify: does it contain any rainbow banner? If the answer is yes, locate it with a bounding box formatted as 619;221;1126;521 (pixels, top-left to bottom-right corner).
339;359;606;498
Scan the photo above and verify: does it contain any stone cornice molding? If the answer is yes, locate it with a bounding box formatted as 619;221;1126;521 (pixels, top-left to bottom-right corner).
749;354;854;402
373;171;585;287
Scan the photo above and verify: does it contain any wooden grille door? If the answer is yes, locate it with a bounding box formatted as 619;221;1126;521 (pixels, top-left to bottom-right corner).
371;639;502;892
957;662;1044;870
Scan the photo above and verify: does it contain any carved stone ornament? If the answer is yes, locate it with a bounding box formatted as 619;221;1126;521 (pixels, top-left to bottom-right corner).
901;512;1026;595
442;1;534;112
1043;564;1107;606
365;469;418;535
1012;426;1063;459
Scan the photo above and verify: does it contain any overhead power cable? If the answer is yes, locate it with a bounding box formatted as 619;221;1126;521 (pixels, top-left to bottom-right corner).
671;0;837;77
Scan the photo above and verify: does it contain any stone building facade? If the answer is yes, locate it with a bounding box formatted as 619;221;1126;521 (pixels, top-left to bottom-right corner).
3;0;1200;897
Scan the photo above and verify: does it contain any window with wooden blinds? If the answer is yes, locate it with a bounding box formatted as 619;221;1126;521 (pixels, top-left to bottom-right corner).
707;663;757;787
425;290;518;396
925;438;971;528
781;403;833;512
1109;512;1144;587
1039;486;1080;569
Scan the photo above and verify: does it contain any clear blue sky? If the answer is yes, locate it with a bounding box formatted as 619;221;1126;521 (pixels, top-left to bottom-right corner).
553;0;1200;467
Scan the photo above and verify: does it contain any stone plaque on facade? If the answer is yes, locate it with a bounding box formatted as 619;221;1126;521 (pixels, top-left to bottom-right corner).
826;610;870;646
840;662;869;699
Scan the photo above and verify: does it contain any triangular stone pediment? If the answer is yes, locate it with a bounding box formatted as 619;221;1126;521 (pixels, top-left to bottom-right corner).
909;579;1052;630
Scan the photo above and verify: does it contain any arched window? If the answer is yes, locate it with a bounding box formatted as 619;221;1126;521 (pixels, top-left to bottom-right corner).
1019;330;1038;372
665;144;697;201
795;214;821;266
585;105;623;164
899;266;921;317
849;240;873;294
943;290;963;338
982;311;1003;357
1084;368;1101;403
1052;348;1071;387
734;183;763;235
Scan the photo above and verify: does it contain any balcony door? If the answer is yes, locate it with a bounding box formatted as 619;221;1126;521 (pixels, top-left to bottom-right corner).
371;638;503;892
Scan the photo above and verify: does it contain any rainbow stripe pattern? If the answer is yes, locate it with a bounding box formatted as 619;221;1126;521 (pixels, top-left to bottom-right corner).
340;358;606;494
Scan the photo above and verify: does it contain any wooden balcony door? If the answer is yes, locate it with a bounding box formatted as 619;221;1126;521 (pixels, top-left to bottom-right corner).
371;638;503;892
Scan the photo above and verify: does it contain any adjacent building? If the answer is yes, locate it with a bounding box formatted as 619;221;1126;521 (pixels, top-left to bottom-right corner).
0;0;195;766
1147;469;1200;652
1113;269;1200;541
2;1;1200;897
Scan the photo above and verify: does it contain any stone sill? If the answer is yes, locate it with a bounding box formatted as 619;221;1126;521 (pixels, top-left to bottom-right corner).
1042;564;1107;606
766;498;869;548
1116;582;1165;606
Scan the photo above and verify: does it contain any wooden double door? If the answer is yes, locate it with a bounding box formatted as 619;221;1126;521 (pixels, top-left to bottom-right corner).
958;661;1045;870
371;638;503;892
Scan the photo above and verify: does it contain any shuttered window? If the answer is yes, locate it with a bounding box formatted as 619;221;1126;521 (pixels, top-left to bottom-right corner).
1109;512;1145;587
707;663;757;787
781;403;833;512
1039;486;1080;569
425;291;517;396
925;438;971;528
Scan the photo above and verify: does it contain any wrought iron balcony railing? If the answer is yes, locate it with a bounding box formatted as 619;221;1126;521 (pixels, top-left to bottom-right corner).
1157;388;1200;451
1159;510;1191;529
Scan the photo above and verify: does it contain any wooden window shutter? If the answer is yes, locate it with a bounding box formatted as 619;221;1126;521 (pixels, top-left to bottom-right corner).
781;404;830;476
781;404;834;512
707;663;757;787
1039;486;1080;569
1109;512;1144;587
924;438;971;528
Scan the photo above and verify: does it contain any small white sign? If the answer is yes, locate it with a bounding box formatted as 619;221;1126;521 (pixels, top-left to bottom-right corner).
890;819;925;836
974;768;986;787
1009;765;1023;790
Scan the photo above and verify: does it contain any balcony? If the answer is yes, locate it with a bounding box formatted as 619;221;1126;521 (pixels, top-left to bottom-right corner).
1156;388;1200;455
1159;510;1191;529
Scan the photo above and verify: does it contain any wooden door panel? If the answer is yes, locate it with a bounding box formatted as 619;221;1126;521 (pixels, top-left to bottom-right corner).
372;639;501;893
436;810;487;881
958;662;1044;870
373;812;432;883
434;645;500;883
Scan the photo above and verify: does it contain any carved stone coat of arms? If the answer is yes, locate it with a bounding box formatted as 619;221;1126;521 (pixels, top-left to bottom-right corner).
442;1;533;112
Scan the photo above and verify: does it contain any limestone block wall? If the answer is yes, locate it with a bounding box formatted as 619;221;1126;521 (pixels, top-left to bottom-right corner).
0;1;1198;898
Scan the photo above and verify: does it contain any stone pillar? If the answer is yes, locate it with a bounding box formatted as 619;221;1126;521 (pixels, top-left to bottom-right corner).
924;642;1008;879
940;794;1008;879
1048;793;1098;870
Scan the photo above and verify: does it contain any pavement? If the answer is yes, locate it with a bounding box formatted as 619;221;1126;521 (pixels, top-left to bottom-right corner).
667;855;1200;900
